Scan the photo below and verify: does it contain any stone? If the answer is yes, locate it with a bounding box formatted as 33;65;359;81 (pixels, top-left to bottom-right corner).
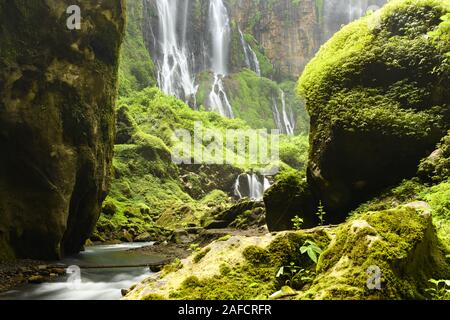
28;275;45;284
134;232;152;242
0;1;126;260
297;0;450;221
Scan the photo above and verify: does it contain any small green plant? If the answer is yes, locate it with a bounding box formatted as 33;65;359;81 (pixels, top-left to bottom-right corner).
316;201;326;226
291;216;304;230
426;279;450;300
189;243;200;252
300;240;323;264
276;262;314;289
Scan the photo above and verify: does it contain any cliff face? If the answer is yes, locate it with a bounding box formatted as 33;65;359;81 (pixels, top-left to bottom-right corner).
229;0;321;81
0;1;125;260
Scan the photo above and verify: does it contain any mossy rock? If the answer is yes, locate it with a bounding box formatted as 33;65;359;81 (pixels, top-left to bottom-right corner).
264;170;319;231
301;206;450;300
418;132;450;183
0;0;125;260
298;0;450;219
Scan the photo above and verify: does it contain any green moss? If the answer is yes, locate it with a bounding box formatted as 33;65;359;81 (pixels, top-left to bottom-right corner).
193;247;212;263
217;235;232;242
419;132;450;182
302;206;450;300
161;259;183;277
118;0;156;96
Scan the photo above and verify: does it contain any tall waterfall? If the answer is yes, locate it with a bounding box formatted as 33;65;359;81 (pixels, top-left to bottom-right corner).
238;27;261;76
207;0;234;118
155;0;197;104
233;173;271;201
271;90;295;135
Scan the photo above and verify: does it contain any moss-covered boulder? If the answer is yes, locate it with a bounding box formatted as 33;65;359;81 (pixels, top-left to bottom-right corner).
264;170;319;231
124;229;330;300
418;132;450;183
298;0;450;218
302;206;449;299
0;1;125;260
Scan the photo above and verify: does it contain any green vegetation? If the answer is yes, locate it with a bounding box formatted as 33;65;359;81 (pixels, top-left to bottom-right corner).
118;0;156;96
291;216;304;230
426;279;450;300
300;240;322;264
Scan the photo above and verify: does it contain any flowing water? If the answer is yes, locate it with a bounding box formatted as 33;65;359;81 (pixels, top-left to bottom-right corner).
272;90;295;135
0;242;162;300
155;0;197;104
233;173;271;201
207;0;234;118
238;27;261;76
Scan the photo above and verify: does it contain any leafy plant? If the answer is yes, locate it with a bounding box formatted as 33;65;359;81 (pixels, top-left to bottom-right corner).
316;201;326;226
291;215;304;230
276;262;314;289
300;240;323;264
426;279;450;300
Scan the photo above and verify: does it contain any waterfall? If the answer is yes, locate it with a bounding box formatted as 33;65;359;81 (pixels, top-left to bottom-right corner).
209;74;234;118
155;0;197;104
207;0;234;118
238;27;261;76
233;173;271;201
263;177;271;192
280;90;295;136
271;96;283;133
271;90;295;135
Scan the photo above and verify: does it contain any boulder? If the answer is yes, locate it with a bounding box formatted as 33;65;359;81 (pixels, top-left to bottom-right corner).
297;0;450;220
0;1;126;260
264;172;319;231
302;206;450;299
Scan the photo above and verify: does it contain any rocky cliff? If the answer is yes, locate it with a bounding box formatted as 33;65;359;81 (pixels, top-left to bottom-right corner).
0;1;125;260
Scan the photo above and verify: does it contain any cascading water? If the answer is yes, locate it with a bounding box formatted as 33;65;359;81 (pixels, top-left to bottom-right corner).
238;27;261;76
271;90;295;135
207;0;234;118
233;173;271;201
209;74;234;118
280;90;295;135
155;0;197;104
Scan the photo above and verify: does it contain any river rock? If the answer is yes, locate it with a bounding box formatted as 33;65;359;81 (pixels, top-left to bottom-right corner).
0;1;126;260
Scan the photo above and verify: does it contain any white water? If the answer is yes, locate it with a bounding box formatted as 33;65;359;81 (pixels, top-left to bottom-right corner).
0;242;161;300
280;90;295;135
155;0;197;103
207;0;234;118
209;73;234;118
272;90;295;135
238;27;261;76
234;173;271;201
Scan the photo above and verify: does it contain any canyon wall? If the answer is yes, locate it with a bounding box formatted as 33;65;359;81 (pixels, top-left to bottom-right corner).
0;1;125;260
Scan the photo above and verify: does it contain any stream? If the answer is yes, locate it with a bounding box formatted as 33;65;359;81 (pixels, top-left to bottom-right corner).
0;242;164;300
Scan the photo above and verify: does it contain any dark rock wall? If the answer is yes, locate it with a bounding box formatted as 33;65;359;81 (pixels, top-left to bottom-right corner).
0;0;125;260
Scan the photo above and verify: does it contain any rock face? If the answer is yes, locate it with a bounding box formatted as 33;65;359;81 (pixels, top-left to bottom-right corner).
297;0;450;220
228;0;321;80
0;1;125;260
